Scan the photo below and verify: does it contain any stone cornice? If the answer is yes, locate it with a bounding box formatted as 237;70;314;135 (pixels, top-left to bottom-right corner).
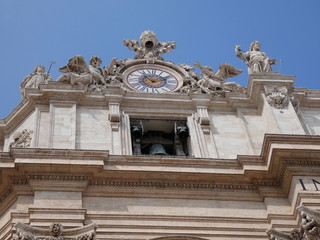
0;134;318;202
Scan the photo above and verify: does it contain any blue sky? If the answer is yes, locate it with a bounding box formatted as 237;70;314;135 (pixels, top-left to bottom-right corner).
1;0;320;118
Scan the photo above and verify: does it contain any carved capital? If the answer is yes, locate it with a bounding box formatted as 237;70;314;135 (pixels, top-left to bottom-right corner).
264;85;289;109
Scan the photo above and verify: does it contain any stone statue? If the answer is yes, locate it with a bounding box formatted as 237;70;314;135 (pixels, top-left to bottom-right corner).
20;65;52;96
123;30;176;61
57;55;106;87
194;62;245;95
103;58;125;84
235;41;276;74
88;56;106;85
178;64;201;93
57;55;92;85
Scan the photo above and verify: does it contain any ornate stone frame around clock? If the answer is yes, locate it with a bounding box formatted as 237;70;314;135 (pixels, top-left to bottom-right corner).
119;59;188;93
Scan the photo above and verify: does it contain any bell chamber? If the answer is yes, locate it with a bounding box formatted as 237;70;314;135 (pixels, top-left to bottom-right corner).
130;119;190;156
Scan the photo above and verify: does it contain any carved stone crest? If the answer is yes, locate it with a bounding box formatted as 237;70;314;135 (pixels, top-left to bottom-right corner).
123;30;176;62
10;129;33;148
264;85;289;109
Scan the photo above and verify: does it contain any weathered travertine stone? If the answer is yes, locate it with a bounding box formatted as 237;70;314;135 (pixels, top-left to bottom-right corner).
236;41;276;74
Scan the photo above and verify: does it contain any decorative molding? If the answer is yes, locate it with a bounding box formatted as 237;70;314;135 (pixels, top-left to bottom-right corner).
254;181;282;189
11;178;29;185
88;179;258;192
0;187;13;204
279;160;320;187
28;175;91;182
15;222;97;240
264;85;289;109
267;205;320;240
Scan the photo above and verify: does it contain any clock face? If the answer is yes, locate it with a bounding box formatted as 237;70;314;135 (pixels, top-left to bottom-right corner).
127;68;179;93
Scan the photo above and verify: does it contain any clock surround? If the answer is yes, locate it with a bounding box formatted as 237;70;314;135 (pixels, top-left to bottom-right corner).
120;60;187;93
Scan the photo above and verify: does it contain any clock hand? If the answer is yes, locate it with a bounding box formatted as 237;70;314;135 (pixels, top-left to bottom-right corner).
162;75;173;82
143;74;159;82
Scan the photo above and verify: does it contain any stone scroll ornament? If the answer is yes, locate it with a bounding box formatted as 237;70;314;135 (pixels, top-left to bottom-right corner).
123;30;176;62
264;85;289;109
10;129;33;148
15;222;97;240
235;41;276;74
266;205;320;240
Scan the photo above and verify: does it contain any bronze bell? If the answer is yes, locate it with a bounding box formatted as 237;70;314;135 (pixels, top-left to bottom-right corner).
149;144;167;155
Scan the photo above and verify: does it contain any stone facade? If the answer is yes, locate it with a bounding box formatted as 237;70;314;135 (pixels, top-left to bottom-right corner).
1;32;320;240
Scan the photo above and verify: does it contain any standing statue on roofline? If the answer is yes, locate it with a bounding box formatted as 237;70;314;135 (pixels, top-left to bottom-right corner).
20;65;52;97
235;41;276;74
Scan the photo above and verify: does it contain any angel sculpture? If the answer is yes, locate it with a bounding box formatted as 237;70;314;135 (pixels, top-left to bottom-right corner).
103;58;125;84
178;64;201;93
123;30;176;61
57;56;105;86
57;55;91;85
194;62;245;95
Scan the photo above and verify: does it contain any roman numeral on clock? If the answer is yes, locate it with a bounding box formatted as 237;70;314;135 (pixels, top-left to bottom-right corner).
130;82;141;87
164;83;176;91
